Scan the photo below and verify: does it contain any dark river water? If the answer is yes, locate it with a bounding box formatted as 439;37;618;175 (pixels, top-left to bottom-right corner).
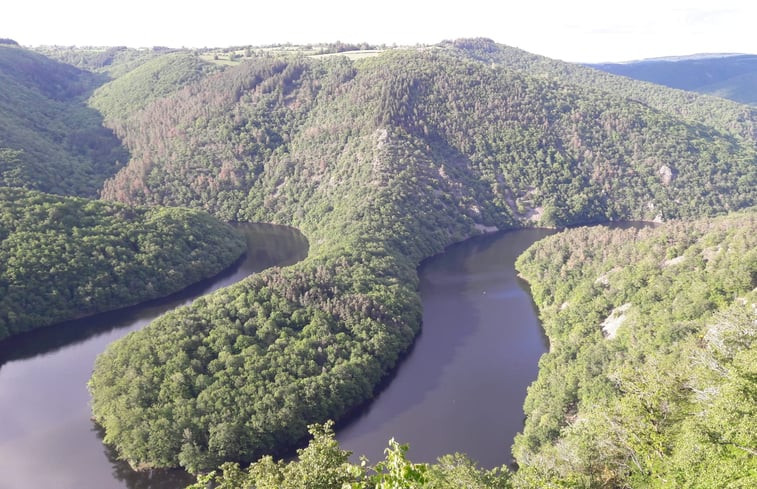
337;228;554;468
0;226;552;487
0;223;308;489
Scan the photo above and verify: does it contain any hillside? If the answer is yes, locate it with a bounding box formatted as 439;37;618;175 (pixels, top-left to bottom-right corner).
589;54;757;106
514;210;756;487
0;45;127;196
88;52;218;123
187;210;756;488
88;40;756;473
0;187;246;340
440;39;757;142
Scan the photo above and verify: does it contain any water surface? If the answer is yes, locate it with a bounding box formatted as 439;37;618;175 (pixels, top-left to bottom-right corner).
337;229;554;468
0;226;555;487
0;224;308;489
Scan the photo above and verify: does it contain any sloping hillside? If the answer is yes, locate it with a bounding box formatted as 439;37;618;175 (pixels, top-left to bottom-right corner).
0;187;246;339
89;52;218;123
589;54;757;106
0;45;127;196
514;210;756;488
87;40;757;473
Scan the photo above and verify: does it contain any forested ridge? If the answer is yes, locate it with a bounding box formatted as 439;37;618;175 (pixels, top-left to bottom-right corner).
0;44;127;196
514;211;756;487
0;44;248;340
443;39;757;142
2;38;754;484
99;43;756;225
84;38;757;477
589;54;757;107
0;187;246;340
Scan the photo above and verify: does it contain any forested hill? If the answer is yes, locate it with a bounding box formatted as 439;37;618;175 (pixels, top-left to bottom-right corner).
440;39;757;142
514;210;756;488
89;40;756;473
0;187;246;340
100;42;755;226
0;45;127;196
88;52;218;123
589;53;757;106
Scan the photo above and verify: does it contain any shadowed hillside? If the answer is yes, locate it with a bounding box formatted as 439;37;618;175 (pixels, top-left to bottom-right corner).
0;45;127;196
589;54;757;106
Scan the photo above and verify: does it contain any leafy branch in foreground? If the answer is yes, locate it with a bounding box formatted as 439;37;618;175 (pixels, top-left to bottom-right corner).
188;421;511;489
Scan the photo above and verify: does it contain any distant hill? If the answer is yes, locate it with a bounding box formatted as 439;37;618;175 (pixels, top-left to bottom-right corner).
89;52;218;124
588;53;757;106
0;45;127;196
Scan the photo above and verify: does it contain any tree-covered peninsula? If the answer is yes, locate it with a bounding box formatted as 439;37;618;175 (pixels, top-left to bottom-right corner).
0;187;246;340
87;39;756;474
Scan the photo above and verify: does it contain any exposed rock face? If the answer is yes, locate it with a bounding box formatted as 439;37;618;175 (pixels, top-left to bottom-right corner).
659;165;675;185
601;303;632;339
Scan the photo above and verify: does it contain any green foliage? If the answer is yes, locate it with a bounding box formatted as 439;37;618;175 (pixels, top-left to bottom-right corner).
100;45;755;225
513;210;757;487
0;187;245;339
90;42;756;473
442;38;757;142
0;45;127;196
89;52;218;122
33;45;170;78
188;423;511;489
371;440;428;489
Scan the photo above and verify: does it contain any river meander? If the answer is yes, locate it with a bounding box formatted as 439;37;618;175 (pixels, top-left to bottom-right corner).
0;226;553;487
0;223;308;489
337;228;554;468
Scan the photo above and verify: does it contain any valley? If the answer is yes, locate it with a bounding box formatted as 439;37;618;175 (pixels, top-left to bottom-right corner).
0;38;754;488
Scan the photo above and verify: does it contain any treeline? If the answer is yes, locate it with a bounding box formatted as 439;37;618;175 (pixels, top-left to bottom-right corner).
99;45;755;227
0;45;127;197
0;187;246;339
89;41;756;473
513;210;756;487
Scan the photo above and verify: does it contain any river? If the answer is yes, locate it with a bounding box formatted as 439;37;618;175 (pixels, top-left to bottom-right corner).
337;228;553;468
0;226;552;487
0;223;308;489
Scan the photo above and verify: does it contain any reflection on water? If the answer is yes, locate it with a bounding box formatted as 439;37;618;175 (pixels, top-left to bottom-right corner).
0;224;307;489
337;229;555;468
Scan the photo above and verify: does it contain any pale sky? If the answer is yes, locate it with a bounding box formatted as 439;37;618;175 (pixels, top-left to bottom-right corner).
3;0;756;62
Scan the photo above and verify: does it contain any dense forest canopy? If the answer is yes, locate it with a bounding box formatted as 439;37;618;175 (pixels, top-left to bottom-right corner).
514;210;756;488
0;187;246;340
0;45;127;196
84;39;757;475
0;39;754;485
442;39;757;142
188;210;756;488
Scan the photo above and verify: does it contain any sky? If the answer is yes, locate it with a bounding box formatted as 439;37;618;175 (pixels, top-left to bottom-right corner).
3;0;756;63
